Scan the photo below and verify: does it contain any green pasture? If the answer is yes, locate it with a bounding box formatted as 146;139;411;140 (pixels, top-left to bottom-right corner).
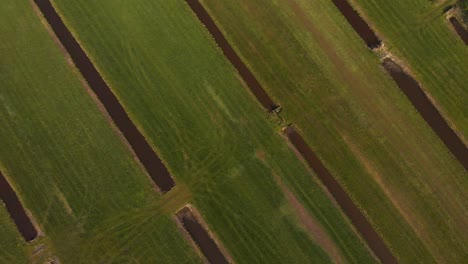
51;0;378;263
199;0;468;263
0;206;29;264
1;1;200;263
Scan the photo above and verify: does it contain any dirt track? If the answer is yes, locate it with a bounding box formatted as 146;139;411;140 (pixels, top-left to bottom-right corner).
449;17;468;44
0;171;37;241
176;207;229;264
331;0;381;48
383;59;468;170
33;0;175;192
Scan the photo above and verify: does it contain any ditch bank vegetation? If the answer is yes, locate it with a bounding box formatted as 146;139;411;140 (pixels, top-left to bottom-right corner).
33;0;175;192
0;171;37;241
186;1;396;262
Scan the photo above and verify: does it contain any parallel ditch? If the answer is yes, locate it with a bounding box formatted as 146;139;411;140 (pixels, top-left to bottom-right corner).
449;17;468;44
185;0;277;112
176;206;229;264
382;59;468;170
283;126;397;264
331;0;381;48
186;1;396;262
0;171;38;241
33;0;175;192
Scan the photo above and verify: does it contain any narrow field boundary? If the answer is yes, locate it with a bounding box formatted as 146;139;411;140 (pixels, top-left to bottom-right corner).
185;0;277;112
331;0;381;48
282;126;397;264
0;171;38;242
175;206;231;264
33;0;175;193
449;17;468;44
382;58;468;170
332;0;467;170
186;1;397;263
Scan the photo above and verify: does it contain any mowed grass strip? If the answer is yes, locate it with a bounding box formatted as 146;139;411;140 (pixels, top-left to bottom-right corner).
351;0;468;140
51;0;377;262
199;0;468;263
0;1;201;263
0;206;29;264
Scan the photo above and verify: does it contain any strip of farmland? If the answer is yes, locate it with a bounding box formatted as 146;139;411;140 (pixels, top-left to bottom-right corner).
351;0;468;141
176;206;230;264
51;0;378;262
198;0;468;262
186;0;393;262
329;0;467;169
1;1;201;262
0;171;37;242
382;58;468;169
449;17;468;44
34;0;174;193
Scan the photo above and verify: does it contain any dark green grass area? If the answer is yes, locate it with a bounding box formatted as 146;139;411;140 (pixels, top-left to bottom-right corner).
199;0;468;263
51;0;378;263
1;1;201;263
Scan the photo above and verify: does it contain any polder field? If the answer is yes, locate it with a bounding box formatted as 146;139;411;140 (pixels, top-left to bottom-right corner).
0;0;466;264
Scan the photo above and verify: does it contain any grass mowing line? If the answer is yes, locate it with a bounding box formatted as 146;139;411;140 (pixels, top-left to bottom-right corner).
282;126;397;264
0;170;38;242
382;58;468;170
449;16;468;44
331;0;468;169
185;0;394;262
175;206;231;264
33;0;175;193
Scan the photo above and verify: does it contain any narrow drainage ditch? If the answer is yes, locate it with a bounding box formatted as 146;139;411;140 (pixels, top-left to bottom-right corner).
33;0;175;192
449;17;468;44
176;206;229;264
0;171;38;241
382;58;468;170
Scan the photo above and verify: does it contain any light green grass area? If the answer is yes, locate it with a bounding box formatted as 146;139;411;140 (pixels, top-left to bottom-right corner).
0;206;29;264
352;0;468;140
0;1;200;263
51;0;378;263
199;0;468;263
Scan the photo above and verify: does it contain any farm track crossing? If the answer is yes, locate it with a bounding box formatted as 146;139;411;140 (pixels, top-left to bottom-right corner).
33;0;175;192
0;171;37;242
331;0;468;170
186;0;396;262
449;17;468;44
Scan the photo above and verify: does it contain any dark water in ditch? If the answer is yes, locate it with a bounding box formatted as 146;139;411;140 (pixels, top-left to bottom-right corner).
34;0;175;192
0;171;37;241
284;126;398;264
177;207;229;264
185;0;278;112
449;17;468;44
331;0;381;48
383;59;468;170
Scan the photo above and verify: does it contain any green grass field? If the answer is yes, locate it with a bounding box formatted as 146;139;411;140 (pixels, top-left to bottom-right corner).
48;0;382;263
1;1;201;263
198;0;468;263
0;206;29;263
352;0;468;140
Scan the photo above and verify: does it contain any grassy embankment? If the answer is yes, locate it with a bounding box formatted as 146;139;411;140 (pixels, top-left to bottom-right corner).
1;1;201;263
199;0;468;263
51;0;378;263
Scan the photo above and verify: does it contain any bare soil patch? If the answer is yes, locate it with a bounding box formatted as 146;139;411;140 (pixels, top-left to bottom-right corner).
33;0;175;192
331;0;381;48
0;171;37;241
382;58;468;170
176;206;230;264
185;0;277;112
449;17;468;44
283;126;397;264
